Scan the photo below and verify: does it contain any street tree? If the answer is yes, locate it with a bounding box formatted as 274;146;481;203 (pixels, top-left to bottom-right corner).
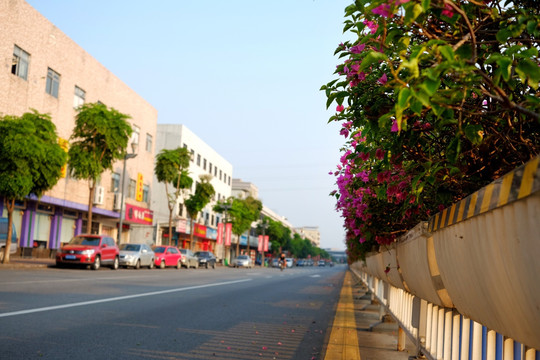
214;196;262;256
154;147;193;245
68;103;132;233
0;111;67;263
184;174;215;250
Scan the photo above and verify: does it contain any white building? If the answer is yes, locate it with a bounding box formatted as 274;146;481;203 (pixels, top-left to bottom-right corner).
152;124;232;253
295;226;321;247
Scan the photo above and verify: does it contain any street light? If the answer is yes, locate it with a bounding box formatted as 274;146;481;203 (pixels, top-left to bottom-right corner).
117;142;138;246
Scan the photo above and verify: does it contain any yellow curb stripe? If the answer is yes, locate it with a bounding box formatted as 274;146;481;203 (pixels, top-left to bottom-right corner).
324;271;361;360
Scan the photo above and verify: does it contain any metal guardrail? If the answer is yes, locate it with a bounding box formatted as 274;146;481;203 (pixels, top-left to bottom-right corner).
350;268;539;360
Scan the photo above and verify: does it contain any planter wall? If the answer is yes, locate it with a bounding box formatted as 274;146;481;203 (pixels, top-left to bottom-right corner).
358;156;540;350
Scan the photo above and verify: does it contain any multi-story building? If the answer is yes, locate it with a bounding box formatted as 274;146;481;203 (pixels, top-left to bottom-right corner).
295;226;321;247
0;0;157;252
153;124;232;257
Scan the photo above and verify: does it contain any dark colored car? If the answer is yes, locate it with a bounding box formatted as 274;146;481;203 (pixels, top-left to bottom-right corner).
56;234;119;270
195;251;217;269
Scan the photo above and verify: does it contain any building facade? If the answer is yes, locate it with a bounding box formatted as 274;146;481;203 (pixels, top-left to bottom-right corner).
153;124;233;257
295;226;321;247
0;0;157;252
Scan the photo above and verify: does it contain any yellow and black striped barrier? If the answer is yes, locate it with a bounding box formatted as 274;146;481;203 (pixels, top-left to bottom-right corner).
428;156;540;232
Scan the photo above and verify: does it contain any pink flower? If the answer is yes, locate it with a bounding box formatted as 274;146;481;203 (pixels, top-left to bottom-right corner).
359;152;370;161
442;3;454;17
350;44;366;54
336;104;345;112
375;148;385;160
363;20;379;34
372;3;393;18
378;73;388;85
391;119;399;132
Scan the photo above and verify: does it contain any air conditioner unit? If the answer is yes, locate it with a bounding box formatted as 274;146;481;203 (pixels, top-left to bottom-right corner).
113;193;123;211
93;186;105;205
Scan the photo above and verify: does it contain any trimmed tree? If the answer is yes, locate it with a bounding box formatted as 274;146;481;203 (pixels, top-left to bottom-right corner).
68;103;132;234
0;111;67;263
228;196;262;256
154;147;193;245
184;174;215;250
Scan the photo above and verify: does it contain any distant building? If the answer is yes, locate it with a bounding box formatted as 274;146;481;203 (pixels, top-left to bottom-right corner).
295;226;320;247
153;124;232;256
0;0;157;250
232;179;259;199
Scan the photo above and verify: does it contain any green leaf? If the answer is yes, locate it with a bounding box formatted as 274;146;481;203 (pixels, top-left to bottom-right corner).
439;45;455;62
398;87;412;108
516;59;540;89
495;56;513;81
404;3;423;25
464;124;484;145
360;51;388;71
421;0;431;11
496;29;512;43
420;78;440;96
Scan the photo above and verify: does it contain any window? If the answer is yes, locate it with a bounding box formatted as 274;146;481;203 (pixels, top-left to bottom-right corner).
190;150;195;161
209;163;213;174
73;86;85;108
197;154;201;166
146;133;153;152
12;45;29;80
143;185;150;203
214;167;218;176
219;170;222;181
46;68;60;98
131;125;140;146
111;172;120;192
203;158;207;170
128;179;136;199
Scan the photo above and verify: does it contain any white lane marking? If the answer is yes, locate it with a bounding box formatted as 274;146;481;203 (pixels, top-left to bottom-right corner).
310;275;321;278
0;275;153;286
0;278;252;318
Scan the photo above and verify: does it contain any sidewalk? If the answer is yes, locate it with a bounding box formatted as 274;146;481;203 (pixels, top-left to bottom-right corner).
0;255;55;269
323;270;417;360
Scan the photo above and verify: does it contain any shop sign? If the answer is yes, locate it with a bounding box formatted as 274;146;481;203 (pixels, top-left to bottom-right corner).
176;219;187;233
125;203;153;225
194;223;206;237
206;227;217;240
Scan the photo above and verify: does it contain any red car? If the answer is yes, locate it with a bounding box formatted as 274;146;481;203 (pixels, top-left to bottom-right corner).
56;234;119;270
153;246;183;269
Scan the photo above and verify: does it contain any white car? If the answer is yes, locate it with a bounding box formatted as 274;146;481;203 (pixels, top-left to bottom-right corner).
232;255;253;268
285;258;294;268
119;243;155;269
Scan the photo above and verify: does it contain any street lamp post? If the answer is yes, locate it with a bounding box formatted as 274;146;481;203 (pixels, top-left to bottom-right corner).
117;142;138;246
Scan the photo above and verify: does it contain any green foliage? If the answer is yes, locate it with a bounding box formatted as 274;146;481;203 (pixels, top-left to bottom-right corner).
68;103;132;182
0;111;67;199
0;111;67;263
185;174;216;222
326;0;540;263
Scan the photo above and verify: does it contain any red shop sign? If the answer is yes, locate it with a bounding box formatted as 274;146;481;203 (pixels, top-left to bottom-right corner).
125;203;153;225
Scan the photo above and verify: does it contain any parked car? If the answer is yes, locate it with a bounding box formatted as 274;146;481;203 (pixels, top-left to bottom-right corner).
306;259;314;266
232;255;253;268
153;246;182;269
272;258;280;268
195;251;216;269
318;260;326;267
179;248;199;268
285;258;294;268
56;234;119;270
0;217;18;263
119;243;155;269
296;259;306;267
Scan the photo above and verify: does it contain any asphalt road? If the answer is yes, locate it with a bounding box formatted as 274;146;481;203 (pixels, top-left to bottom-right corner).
0;265;346;360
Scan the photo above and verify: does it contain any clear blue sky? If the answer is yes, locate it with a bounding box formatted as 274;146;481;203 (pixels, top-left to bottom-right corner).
26;0;353;250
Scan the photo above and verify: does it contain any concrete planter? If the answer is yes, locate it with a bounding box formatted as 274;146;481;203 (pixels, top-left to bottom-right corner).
360;156;540;350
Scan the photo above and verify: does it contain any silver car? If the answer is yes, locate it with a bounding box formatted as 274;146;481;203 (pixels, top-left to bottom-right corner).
179;248;199;268
232;255;253;268
119;243;155;269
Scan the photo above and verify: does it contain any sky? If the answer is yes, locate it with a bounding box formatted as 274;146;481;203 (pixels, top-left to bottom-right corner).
25;0;353;250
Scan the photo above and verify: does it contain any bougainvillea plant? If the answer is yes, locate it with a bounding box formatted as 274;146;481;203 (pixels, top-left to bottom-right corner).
323;0;540;262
